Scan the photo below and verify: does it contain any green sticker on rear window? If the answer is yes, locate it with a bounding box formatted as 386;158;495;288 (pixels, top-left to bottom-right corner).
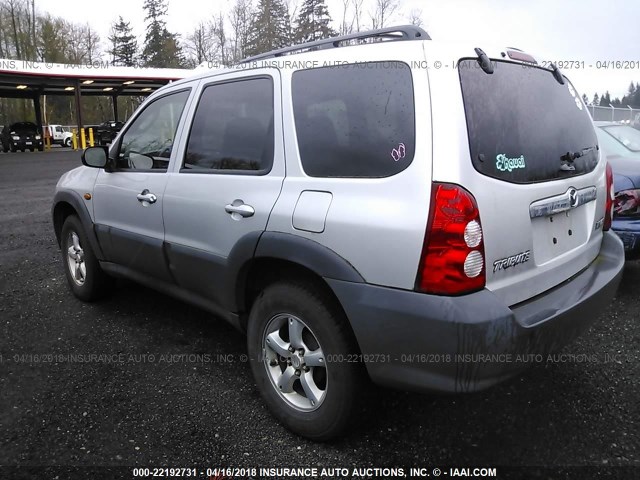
496;153;526;172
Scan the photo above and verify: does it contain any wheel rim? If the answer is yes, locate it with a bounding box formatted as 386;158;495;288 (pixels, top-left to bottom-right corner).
262;314;327;412
66;231;86;286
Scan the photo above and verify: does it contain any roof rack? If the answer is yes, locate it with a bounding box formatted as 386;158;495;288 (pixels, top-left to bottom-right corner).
240;25;430;64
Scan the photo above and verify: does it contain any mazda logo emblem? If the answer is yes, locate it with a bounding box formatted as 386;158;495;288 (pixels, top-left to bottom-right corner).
568;188;578;207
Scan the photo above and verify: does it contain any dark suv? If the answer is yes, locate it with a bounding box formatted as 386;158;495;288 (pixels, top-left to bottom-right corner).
1;122;44;152
95;121;124;146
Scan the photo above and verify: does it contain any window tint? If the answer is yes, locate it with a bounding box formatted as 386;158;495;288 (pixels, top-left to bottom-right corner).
292;62;415;178
116;89;190;171
183;77;274;173
459;60;598;184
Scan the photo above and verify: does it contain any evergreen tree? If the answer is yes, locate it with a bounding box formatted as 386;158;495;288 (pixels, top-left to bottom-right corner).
294;0;335;44
581;93;589;106
141;0;185;67
245;0;290;57
599;91;612;107
108;16;138;67
592;93;599;106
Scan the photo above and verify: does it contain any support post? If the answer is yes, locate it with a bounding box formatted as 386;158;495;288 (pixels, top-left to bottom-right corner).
112;95;119;122
74;80;83;137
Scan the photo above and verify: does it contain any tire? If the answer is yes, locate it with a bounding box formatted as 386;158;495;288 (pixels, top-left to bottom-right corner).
64;138;71;148
60;215;112;301
247;281;361;440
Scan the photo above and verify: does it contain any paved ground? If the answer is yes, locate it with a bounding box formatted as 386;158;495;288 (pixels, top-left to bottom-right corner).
0;151;638;478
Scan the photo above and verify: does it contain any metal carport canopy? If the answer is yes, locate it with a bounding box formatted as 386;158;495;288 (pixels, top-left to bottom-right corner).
0;58;193;133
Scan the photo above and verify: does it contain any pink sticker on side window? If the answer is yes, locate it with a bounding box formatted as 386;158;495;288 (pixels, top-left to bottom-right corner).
391;143;406;162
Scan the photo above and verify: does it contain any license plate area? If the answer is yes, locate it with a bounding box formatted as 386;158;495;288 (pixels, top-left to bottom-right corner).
531;208;588;265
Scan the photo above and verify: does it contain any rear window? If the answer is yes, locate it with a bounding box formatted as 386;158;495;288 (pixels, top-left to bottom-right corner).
292;61;415;178
459;60;598;184
600;125;640;152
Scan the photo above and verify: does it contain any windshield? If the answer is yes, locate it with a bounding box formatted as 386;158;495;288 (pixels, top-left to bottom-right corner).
459;60;598;184
600;125;640;152
11;122;37;132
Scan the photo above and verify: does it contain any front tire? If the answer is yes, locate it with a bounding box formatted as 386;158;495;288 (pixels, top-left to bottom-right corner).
60;215;112;301
247;281;361;440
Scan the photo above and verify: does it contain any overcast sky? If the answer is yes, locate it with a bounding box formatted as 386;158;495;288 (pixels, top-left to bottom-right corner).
36;0;640;101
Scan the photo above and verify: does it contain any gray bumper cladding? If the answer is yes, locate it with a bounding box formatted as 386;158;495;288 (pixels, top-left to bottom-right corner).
327;231;625;393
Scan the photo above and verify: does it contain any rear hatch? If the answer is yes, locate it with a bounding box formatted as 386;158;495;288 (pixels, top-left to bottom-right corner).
427;45;607;306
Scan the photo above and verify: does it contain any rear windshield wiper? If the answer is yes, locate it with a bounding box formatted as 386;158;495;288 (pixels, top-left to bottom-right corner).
560;146;598;171
561;145;599;162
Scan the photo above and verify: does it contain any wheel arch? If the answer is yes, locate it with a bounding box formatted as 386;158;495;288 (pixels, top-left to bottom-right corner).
232;233;365;348
52;190;105;260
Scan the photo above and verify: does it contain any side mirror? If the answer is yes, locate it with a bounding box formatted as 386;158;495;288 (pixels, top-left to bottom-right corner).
82;146;109;168
129;152;154;170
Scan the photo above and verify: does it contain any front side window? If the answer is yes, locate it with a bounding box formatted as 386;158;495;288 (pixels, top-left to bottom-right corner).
183;77;274;173
292;62;415;178
116;89;190;171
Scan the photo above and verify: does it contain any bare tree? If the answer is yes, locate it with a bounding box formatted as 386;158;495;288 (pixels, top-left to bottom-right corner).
370;0;399;29
339;0;354;35
211;13;229;66
185;21;213;67
229;0;252;62
351;0;364;32
407;8;423;27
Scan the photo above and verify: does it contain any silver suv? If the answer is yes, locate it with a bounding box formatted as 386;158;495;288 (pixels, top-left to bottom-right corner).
52;26;625;440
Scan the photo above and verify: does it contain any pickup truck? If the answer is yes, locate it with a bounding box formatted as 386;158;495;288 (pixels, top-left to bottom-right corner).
44;125;73;147
94;121;124;146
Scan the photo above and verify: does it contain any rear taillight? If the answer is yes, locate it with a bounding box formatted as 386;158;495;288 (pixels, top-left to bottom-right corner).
416;183;485;295
614;189;640;217
604;163;614;231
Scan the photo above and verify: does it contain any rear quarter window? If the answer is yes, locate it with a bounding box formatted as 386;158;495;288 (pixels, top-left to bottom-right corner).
292;61;415;178
459;59;598;184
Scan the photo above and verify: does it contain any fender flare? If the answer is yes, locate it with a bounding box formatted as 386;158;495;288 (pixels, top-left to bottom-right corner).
52;189;105;260
226;231;365;312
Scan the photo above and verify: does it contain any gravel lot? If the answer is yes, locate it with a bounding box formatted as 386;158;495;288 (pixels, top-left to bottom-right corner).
0;150;638;478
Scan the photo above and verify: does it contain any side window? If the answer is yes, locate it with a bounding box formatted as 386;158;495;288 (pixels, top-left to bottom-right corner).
56;126;63;133
292;62;415;178
116;89;190;171
183;77;274;173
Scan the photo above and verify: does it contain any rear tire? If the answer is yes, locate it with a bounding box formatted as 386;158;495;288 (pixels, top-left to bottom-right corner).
247;281;361;441
60;215;112;301
64;138;72;148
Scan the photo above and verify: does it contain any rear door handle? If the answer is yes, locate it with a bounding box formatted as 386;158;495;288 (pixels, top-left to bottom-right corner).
137;189;157;204
225;202;255;218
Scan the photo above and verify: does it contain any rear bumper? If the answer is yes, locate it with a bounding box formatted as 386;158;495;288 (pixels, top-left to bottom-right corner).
612;218;640;258
328;231;624;393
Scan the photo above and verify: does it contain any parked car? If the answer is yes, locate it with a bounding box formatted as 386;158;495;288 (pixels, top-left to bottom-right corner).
606;156;640;258
94;121;124;146
1;122;44;152
52;26;624;440
44;125;73;148
595;121;640;159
